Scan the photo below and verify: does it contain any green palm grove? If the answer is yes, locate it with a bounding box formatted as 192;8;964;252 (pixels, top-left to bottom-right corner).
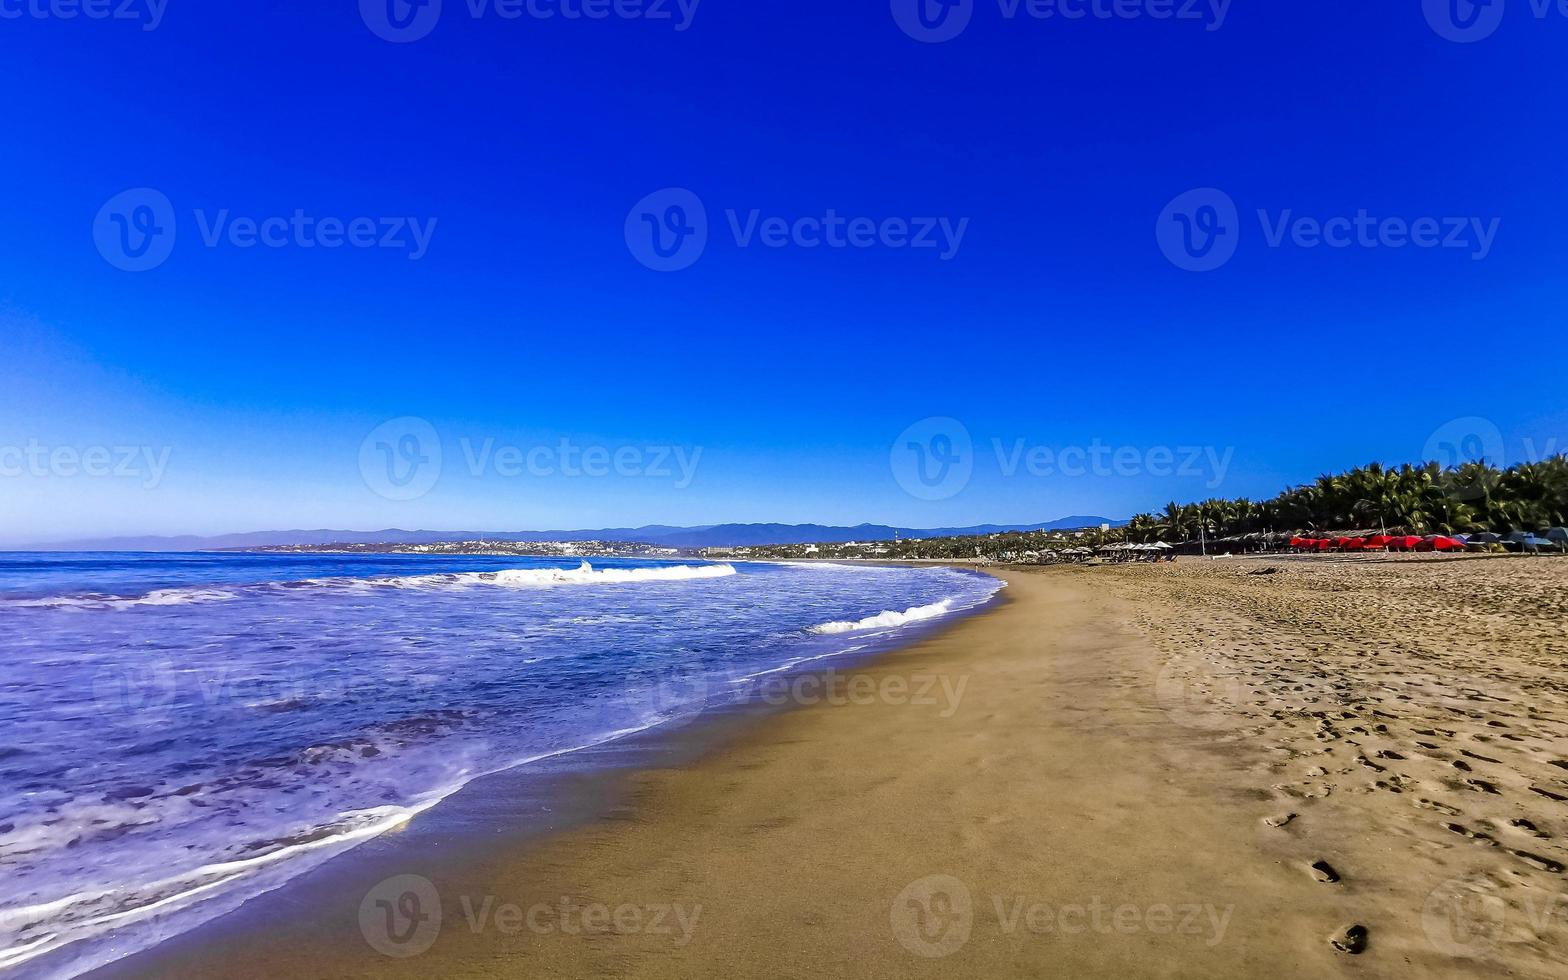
1121;456;1568;544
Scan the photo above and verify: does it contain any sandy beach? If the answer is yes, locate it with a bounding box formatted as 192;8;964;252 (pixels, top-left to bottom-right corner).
96;556;1568;979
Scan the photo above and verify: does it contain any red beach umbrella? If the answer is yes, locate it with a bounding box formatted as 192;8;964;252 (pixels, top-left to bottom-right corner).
1343;537;1368;551
1366;535;1395;549
1387;535;1422;551
1429;535;1465;552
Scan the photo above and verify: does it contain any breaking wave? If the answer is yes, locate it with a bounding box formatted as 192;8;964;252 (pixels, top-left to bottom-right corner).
353;561;737;590
2;588;240;611
1;562;735;611
809;598;956;634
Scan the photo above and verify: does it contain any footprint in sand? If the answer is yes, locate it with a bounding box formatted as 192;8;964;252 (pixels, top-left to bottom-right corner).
1508;818;1549;839
1263;812;1297;828
1308;859;1341;883
1443;823;1497;846
1509;849;1565;873
1416;798;1461;816
1331;924;1368;954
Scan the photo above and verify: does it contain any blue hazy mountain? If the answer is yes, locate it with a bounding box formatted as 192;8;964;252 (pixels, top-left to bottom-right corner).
30;517;1125;552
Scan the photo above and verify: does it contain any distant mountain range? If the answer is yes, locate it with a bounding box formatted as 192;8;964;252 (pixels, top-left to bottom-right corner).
28;517;1125;552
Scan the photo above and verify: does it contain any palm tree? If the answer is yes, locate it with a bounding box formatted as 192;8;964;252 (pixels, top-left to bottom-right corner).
1121;454;1567;540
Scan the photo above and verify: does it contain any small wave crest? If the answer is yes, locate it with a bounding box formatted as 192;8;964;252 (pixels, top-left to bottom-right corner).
1;588;240;611
0;563;736;611
355;561;737;590
809;598;955;634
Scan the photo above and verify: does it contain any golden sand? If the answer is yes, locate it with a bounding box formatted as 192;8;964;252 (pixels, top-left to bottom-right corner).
112;557;1568;979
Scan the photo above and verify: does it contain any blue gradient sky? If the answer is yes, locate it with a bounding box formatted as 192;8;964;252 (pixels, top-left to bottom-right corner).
2;2;1565;544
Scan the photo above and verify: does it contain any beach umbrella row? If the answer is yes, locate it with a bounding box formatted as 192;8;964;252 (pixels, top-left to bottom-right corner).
1290;534;1467;552
1508;530;1568;551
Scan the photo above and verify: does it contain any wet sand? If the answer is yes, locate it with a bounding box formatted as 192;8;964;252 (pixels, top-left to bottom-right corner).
98;558;1567;978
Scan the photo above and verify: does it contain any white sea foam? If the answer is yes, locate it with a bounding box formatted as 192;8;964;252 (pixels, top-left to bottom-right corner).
0;554;1002;976
2;588;240;611
357;561;737;590
809;598;956;634
1;563;735;611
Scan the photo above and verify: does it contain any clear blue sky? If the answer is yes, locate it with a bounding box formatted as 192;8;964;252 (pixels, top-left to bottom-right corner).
2;2;1565;543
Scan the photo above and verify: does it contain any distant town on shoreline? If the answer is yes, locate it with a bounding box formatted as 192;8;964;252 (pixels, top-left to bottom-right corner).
246;457;1568;566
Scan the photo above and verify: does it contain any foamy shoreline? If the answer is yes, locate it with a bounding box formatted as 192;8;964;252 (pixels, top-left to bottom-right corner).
84;557;1568;979
4;556;1003;978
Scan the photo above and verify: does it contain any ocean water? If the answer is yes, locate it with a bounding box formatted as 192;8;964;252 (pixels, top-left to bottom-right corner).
0;552;1000;977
